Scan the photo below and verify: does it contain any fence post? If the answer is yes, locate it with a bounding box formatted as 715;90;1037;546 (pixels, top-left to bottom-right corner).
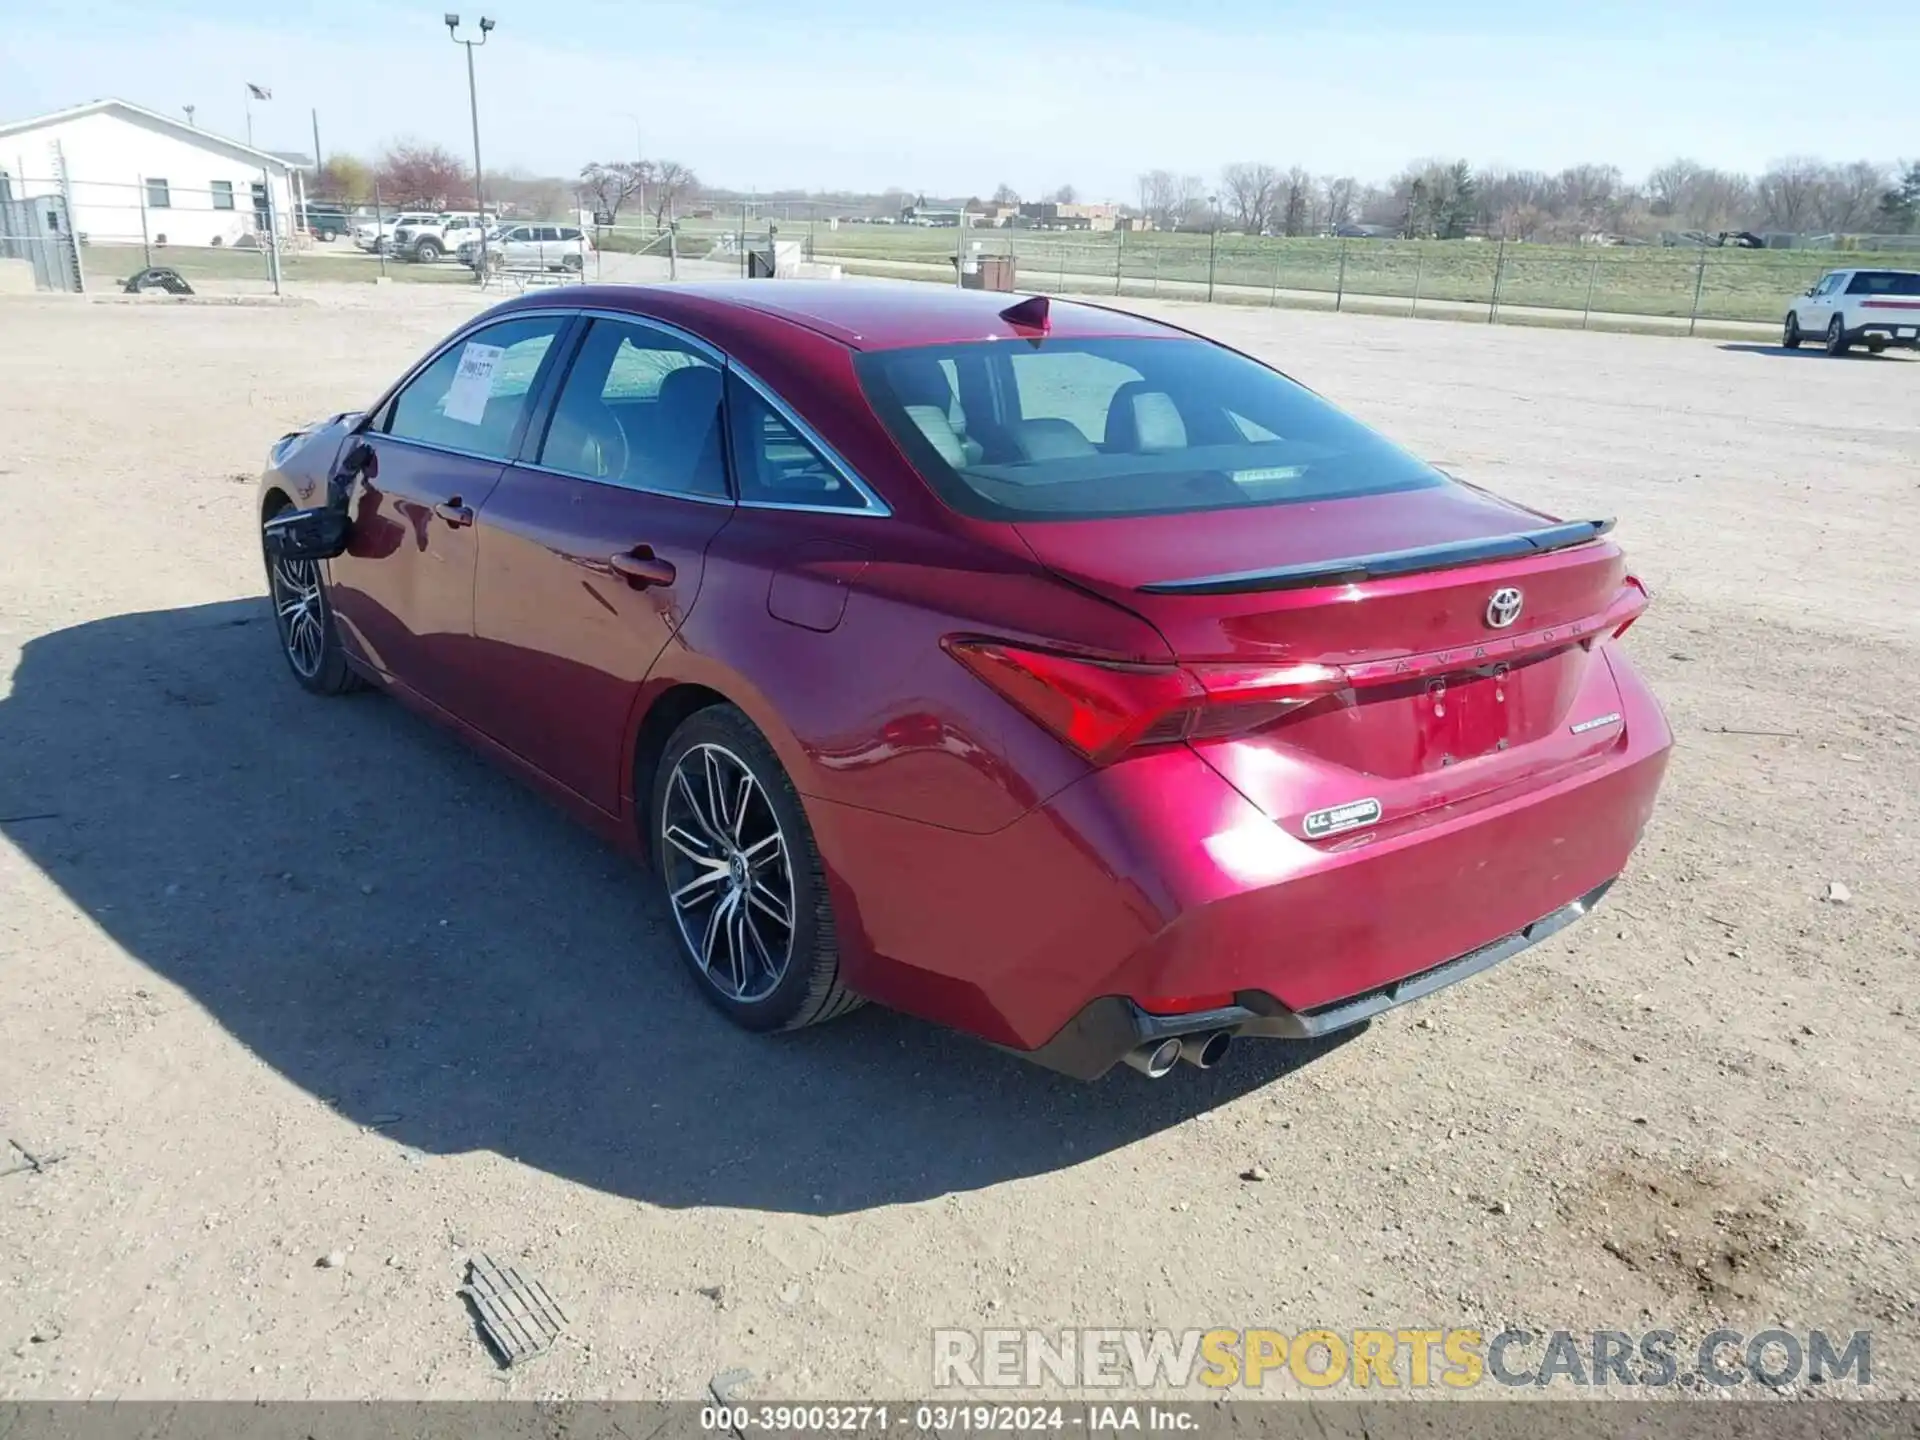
371;182;387;279
1270;252;1280;307
1335;239;1347;312
1410;247;1424;316
668;221;679;281
262;168;282;296
1151;248;1160;295
1114;226;1124;296
1688;246;1708;336
1206;225;1218;303
53;140;84;293
136;175;152;270
1488;238;1506;323
1057;245;1066;293
1582;255;1599;329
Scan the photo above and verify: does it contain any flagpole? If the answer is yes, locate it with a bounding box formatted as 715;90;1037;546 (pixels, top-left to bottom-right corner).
245;86;253;147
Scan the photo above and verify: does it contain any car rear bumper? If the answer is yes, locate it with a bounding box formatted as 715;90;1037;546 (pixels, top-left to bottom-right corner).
810;648;1671;1074
1023;877;1615;1078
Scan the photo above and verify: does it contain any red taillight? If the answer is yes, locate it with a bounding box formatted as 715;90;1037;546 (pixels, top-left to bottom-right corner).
944;639;1345;765
1138;992;1236;1015
1612;575;1651;639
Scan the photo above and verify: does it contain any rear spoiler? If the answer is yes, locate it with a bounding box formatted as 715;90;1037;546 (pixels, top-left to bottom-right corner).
1137;519;1616;596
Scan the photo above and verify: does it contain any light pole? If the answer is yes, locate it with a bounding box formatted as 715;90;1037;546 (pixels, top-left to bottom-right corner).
1207;192;1220;302
619;112;645;228
446;13;494;280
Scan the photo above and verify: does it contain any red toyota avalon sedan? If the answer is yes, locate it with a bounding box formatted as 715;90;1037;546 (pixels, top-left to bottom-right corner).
259;282;1671;1080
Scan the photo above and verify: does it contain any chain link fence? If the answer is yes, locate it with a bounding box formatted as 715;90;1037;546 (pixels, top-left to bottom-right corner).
2;172;1904;336
815;229;1888;331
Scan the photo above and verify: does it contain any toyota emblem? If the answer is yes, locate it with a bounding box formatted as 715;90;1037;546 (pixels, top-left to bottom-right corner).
1485;587;1524;629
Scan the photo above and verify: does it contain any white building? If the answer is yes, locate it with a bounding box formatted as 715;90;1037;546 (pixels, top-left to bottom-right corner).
0;99;303;249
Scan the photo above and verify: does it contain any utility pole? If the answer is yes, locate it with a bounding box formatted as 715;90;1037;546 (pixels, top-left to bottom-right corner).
446;14;495;280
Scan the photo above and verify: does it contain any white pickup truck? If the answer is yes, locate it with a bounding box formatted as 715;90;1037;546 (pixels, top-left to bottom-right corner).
1782;268;1920;355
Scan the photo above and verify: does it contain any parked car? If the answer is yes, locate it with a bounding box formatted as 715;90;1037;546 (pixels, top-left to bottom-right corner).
471;222;593;272
353;212;436;252
256;284;1671;1080
454;225;508;268
1782;268;1920;355
391;213;492;263
304;204;352;241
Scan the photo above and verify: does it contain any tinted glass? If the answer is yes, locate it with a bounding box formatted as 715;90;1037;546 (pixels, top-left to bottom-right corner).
538;318;728;498
1845;271;1920;296
383;316;565;459
727;374;872;509
855;337;1449;521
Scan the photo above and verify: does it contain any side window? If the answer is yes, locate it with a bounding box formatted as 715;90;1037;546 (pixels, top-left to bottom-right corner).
1006;350;1145;445
558;227;582;242
538;318;728;498
211;180;234;210
382;315;566;459
727;373;872;509
506;227;532;243
145;178;171;209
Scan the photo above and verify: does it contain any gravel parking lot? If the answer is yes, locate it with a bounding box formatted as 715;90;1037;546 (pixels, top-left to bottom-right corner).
1;286;1915;1401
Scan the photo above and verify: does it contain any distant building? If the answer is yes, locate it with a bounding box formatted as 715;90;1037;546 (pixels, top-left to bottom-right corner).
1018;201;1120;231
0;98;304;248
900;204;964;226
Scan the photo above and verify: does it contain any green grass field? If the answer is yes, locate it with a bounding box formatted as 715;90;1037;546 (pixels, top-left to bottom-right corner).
593;220;1859;326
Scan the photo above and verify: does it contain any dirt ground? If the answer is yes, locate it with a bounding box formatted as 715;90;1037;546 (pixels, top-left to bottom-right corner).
1;285;1916;1403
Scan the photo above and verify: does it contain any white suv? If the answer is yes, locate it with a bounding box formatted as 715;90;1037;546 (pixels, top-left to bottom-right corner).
474;223;594;273
1783;268;1920;355
391;212;493;263
354;211;435;252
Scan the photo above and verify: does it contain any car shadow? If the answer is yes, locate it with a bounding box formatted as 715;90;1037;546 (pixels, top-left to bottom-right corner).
1718;342;1910;360
0;599;1354;1218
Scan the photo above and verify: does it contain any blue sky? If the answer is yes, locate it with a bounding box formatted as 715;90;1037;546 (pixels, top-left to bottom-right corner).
4;0;1915;195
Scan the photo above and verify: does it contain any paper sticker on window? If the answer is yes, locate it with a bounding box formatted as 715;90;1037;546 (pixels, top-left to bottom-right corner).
442;342;504;425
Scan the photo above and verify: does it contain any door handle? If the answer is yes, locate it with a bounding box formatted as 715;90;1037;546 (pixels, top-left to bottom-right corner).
609;547;677;588
434;500;474;527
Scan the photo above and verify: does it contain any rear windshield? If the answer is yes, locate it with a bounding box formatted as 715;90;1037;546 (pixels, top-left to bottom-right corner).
1845;271;1920;296
854;337;1449;521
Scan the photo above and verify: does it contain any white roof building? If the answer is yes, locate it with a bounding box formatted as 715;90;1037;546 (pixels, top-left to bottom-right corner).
0;98;305;249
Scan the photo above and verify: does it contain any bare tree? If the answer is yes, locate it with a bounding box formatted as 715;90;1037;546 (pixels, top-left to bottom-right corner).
1320;175;1359;230
1554;163;1629;237
1050;183;1078;204
1220;162;1280;234
1280;166;1314;235
991;182;1020;205
1818;161;1889;232
579;160;649;223
1755;157;1826;232
1172;174;1209;229
649;160;699;225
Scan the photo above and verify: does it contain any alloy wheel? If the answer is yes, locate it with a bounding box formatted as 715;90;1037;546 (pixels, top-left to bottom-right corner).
269;552;326;679
660;742;796;1003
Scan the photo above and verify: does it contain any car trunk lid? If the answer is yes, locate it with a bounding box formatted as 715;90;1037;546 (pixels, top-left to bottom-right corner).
1012;488;1646;833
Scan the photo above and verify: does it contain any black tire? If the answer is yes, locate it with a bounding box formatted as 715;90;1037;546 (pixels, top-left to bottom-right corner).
262;500;363;696
561;253;583;273
1782;313;1802;349
1866;337;1886;354
414;237;443;263
1825;316;1852;356
649;704;861;1033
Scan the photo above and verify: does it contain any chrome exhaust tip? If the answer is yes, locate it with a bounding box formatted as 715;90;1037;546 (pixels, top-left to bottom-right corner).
1123;1037;1184;1079
1179;1030;1234;1070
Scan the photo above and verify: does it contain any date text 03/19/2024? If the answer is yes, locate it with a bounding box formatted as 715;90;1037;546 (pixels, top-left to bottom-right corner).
700;1404;1192;1433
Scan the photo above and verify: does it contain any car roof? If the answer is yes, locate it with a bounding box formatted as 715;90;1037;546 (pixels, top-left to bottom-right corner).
591;280;1182;351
